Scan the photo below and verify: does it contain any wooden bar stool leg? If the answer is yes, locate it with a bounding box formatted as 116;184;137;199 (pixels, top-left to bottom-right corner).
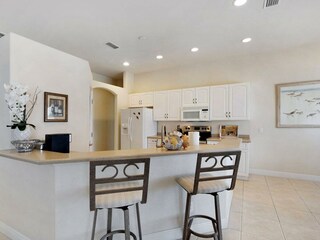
91;209;99;240
107;208;113;240
213;193;223;240
136;203;143;240
123;207;131;240
183;193;192;240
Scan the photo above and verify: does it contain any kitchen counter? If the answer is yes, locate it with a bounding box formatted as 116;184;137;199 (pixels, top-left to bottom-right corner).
207;134;251;143
0;138;241;165
148;134;250;143
0;138;241;240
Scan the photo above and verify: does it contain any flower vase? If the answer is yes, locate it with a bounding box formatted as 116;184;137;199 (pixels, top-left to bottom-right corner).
12;126;32;141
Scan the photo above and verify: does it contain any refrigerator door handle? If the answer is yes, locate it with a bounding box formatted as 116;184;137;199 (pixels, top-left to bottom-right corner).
129;116;133;143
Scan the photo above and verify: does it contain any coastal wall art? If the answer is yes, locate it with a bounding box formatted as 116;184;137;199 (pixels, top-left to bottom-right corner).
276;80;320;128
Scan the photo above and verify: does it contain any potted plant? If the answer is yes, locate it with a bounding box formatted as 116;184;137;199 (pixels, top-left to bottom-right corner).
4;82;39;140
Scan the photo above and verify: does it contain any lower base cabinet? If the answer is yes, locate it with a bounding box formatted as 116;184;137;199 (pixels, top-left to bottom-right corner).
237;143;250;180
206;140;250;180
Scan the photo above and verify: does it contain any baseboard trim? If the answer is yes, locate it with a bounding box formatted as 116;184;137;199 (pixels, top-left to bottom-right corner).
1;213;228;240
250;169;320;182
0;221;30;240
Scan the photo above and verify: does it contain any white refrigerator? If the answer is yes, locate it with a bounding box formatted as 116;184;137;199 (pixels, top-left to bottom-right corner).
120;108;157;149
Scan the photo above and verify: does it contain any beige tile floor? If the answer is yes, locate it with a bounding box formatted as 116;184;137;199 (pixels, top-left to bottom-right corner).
195;175;320;240
1;175;319;240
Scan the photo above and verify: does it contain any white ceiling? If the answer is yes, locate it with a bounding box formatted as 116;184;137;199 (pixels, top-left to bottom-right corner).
1;0;320;79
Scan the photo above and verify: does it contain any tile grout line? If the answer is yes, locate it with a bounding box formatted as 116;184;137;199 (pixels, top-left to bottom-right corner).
292;179;320;226
265;176;287;240
289;179;315;215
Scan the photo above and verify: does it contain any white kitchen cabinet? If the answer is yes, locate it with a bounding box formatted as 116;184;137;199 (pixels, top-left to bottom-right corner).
154;90;181;121
182;87;210;107
210;83;249;120
237;143;250;180
129;92;154;108
206;139;250;180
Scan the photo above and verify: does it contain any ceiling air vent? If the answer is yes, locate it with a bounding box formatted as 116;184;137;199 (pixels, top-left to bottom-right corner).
105;42;119;49
0;33;5;38
264;0;279;8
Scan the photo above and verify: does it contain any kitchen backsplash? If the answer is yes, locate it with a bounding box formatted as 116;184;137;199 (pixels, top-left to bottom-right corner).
157;121;250;136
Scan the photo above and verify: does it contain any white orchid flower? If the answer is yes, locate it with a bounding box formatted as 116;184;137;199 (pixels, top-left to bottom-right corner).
3;82;39;129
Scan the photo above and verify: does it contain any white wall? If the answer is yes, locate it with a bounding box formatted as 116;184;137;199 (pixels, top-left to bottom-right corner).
0;35;11;149
92;72;118;85
0;33;93;239
0;33;92;151
134;43;320;177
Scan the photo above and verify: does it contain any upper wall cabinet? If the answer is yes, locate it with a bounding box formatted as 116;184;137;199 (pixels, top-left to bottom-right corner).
210;83;249;120
154;90;181;121
129;92;154;108
182;87;210;107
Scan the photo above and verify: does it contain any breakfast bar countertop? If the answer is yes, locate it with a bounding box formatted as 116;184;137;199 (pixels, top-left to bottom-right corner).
207;134;251;143
0;138;241;165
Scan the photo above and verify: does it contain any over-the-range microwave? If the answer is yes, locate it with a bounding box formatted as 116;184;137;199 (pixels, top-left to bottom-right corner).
181;107;210;121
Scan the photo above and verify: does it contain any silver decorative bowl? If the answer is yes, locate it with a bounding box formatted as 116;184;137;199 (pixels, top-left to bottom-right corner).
11;140;37;152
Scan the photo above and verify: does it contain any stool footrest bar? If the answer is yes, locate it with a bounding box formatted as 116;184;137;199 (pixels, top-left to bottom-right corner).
187;214;218;239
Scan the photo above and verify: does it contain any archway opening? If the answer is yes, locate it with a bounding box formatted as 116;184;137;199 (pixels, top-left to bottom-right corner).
92;88;115;151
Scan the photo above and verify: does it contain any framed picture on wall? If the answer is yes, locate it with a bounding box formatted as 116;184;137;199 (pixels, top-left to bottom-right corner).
276;80;320;128
44;92;68;122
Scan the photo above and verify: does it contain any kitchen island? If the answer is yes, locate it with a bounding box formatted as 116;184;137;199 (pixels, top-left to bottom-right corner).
0;138;241;240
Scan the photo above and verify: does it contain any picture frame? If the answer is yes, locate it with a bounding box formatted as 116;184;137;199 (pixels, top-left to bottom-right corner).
276;80;320;128
44;92;68;122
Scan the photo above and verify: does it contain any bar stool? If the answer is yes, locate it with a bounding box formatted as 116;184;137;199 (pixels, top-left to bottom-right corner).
176;151;241;240
90;158;150;240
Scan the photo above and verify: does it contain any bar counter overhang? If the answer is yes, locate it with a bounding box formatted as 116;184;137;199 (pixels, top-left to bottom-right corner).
0;138;241;240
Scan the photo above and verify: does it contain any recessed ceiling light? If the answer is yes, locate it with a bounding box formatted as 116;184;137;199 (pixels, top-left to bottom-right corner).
123;61;130;66
191;47;199;52
242;38;252;43
234;0;247;6
156;55;163;59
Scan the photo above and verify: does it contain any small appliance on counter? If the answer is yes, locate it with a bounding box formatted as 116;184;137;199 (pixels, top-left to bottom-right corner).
219;125;238;138
43;133;71;153
181;125;211;144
